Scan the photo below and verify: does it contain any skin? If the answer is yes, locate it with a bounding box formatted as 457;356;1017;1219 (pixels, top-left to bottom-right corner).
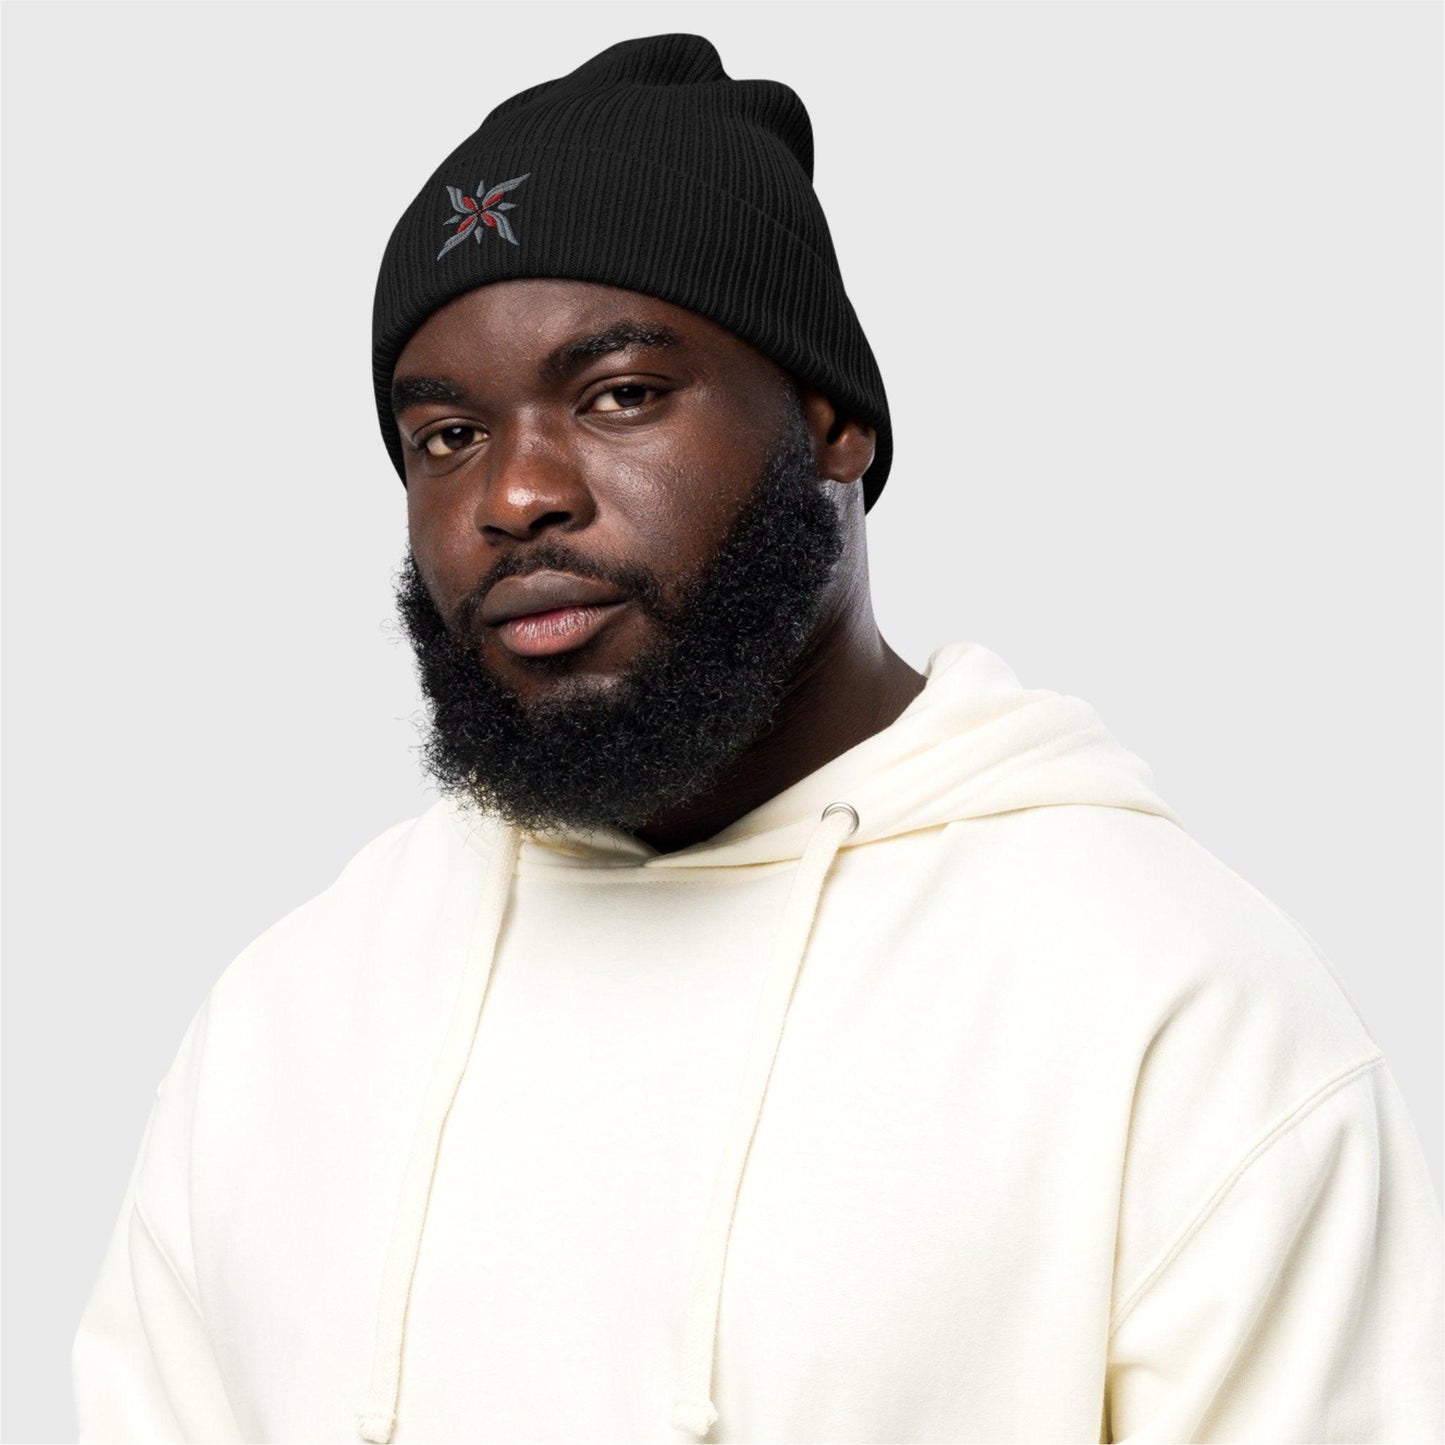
394;278;925;854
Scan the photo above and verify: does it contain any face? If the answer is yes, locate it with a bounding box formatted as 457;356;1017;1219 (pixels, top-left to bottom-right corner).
389;279;856;835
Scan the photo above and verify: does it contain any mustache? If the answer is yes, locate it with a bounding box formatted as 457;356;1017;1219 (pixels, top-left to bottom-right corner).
444;541;667;637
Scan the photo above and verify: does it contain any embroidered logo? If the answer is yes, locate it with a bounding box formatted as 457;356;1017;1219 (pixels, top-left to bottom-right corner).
437;174;530;257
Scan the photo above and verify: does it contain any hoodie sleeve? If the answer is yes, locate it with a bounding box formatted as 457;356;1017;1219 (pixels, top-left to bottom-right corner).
71;996;246;1443
1104;1055;1445;1442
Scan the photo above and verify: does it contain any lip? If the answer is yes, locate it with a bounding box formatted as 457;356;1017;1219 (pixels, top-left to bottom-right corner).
495;600;631;658
481;569;628;626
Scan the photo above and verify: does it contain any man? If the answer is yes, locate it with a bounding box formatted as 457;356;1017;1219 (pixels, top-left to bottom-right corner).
73;31;1442;1444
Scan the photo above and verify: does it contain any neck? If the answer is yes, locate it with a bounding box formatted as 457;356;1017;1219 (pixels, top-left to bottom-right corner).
631;597;926;854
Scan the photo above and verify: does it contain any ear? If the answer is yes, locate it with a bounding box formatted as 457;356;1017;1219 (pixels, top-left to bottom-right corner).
797;382;876;488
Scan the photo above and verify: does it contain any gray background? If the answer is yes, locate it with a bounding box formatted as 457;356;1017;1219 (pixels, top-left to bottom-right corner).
4;2;1440;1439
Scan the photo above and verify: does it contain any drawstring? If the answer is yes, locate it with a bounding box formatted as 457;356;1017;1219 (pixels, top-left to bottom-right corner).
355;801;860;1444
671;801;860;1439
357;817;522;1444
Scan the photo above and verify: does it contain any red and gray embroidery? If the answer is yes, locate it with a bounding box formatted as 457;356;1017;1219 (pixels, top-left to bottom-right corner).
437;174;530;256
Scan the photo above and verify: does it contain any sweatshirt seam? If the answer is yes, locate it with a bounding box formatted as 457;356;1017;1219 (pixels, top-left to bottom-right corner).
131;1190;251;1438
184;990;214;1324
1107;1050;1386;1340
148;990;214;1324
132;1196;207;1321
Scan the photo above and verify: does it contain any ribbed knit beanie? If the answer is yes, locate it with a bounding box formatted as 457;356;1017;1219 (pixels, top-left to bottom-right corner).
371;32;893;512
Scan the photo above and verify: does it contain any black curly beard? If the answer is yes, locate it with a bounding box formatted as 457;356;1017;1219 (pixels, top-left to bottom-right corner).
390;396;847;838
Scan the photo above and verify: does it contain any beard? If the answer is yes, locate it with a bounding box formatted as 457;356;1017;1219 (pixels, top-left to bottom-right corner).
391;397;846;838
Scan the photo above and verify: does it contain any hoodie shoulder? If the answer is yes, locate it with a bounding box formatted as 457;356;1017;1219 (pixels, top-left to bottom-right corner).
222;809;422;968
965;801;1379;1062
970;802;1403;1311
203;797;490;1016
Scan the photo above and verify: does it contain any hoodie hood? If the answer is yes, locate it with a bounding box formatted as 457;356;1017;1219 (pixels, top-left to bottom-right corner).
513;638;1184;868
357;640;1183;1443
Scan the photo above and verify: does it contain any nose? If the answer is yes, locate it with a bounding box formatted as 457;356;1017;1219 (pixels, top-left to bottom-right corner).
474;419;595;541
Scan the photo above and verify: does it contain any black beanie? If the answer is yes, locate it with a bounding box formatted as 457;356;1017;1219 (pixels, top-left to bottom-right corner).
370;32;893;512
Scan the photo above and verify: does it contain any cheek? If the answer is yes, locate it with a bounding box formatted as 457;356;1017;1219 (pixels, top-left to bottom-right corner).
407;504;478;616
608;456;755;589
621;498;729;607
407;475;466;536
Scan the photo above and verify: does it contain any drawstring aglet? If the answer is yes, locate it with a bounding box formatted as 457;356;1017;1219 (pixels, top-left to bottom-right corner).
357;1408;395;1442
672;1395;720;1437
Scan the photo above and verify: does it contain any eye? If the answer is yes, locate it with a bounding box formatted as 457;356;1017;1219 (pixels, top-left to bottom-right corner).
419;424;483;458
588;383;661;414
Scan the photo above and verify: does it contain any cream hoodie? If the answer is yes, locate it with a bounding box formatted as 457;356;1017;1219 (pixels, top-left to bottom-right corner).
72;640;1444;1443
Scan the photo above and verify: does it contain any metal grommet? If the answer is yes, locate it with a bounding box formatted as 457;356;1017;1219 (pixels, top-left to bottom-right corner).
821;802;860;835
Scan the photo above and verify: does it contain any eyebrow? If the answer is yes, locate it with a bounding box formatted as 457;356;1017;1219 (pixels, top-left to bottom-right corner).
390;319;684;417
